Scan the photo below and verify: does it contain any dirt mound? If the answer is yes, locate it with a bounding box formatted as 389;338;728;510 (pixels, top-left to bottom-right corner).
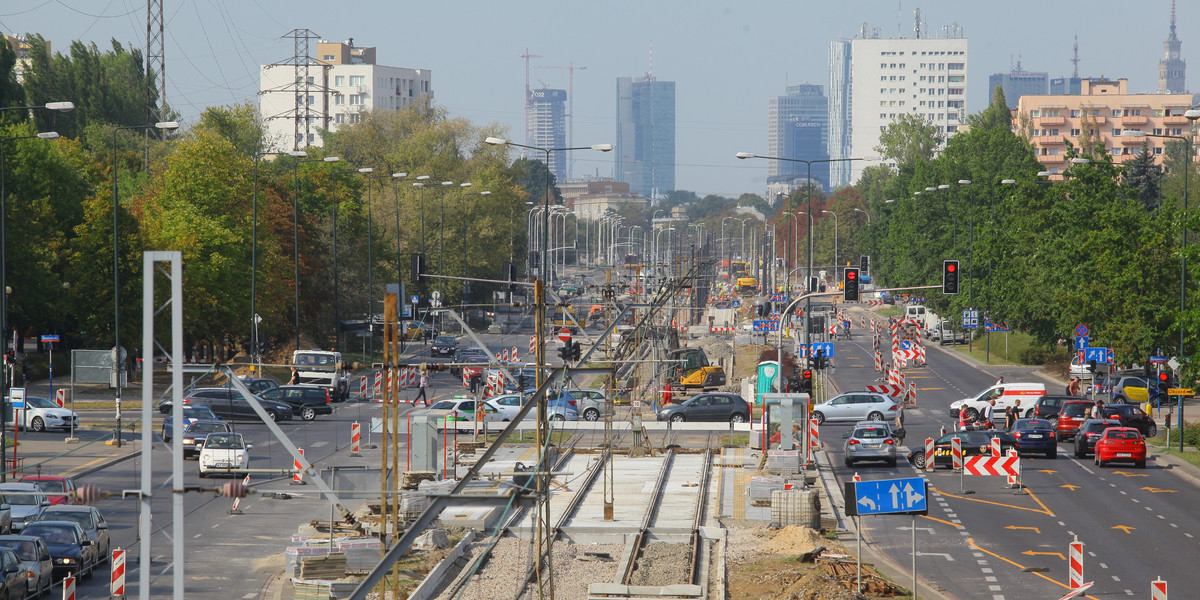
761;525;826;555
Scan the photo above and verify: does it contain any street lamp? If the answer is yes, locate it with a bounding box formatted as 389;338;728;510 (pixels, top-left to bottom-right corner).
333;167;374;350
292;155;341;350
0;130;58;479
853;207;871;224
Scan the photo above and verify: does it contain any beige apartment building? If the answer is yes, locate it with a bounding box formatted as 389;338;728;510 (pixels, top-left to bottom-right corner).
1016;78;1194;177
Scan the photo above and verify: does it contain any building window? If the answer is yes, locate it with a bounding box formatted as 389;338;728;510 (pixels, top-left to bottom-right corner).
1153;128;1163;135
1154;147;1164;155
323;54;334;61
1070;110;1081;117
1154;109;1164;117
1048;147;1059;155
349;75;365;87
1112;109;1123;117
880;76;887;81
1126;108;1142;116
335;75;345;86
335;95;345;106
1112;129;1122;136
308;95;314;105
1071;128;1081;136
308;134;315;143
947;125;957;133
948;62;964;70
335;114;344;124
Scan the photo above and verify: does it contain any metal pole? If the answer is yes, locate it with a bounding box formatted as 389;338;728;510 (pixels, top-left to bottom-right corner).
1182;137;1190;452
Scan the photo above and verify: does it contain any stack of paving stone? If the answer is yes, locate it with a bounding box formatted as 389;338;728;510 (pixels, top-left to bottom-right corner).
299;553;347;580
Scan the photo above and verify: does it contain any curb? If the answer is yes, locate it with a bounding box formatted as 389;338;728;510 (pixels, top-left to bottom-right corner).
74;448;142;478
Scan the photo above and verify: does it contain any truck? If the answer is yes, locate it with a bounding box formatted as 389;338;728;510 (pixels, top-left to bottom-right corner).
292;349;350;401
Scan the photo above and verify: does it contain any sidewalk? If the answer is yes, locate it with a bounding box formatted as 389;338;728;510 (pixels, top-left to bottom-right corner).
3;428;140;481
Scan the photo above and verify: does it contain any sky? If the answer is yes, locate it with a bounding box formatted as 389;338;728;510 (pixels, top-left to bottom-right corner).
0;0;1190;197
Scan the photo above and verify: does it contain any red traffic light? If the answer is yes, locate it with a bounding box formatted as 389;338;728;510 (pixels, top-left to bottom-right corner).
846;270;857;280
802;369;812;379
1159;372;1169;382
946;263;957;273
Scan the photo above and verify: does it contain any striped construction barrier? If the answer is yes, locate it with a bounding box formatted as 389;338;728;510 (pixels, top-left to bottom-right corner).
350;422;361;456
292;449;305;484
1069;537;1084;589
110;547;125;597
359;375;367;396
373;372;383;400
529;335;536;354
866;384;903;398
62;574;75;600
230;473;251;514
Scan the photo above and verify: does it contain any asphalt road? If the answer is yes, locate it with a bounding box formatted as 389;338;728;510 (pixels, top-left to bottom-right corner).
824;319;1200;599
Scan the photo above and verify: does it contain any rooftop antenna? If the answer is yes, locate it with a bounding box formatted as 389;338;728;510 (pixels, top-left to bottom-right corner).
1071;33;1080;78
648;40;653;80
913;8;921;39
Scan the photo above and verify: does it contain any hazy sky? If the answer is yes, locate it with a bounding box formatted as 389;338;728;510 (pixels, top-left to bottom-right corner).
1;0;1189;196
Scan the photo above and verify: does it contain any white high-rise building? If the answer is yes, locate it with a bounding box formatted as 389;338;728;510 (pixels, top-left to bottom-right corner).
260;39;433;151
828;33;968;186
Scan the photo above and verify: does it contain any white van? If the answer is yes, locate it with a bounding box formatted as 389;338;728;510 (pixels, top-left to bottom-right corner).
904;305;936;331
948;383;1047;421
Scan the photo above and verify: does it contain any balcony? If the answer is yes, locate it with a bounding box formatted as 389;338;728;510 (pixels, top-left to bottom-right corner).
1037;116;1066;126
1033;136;1066;145
1121;115;1148;126
1163;115;1190;125
1082;115;1107;125
1120;135;1148;145
1037;154;1066;164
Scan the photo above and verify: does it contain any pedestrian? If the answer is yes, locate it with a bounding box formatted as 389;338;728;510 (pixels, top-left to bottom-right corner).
1005;404;1018;431
1067;377;1081;396
894;403;906;442
995;376;1005;386
663;381;673;405
288;366;300;385
414;370;430;406
1091;399;1105;420
984;398;997;429
958;406;971;431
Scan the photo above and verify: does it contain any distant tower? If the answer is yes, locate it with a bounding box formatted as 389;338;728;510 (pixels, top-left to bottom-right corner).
1159;0;1186;93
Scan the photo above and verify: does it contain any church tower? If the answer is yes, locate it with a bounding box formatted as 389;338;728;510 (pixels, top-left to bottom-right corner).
1159;1;1186;93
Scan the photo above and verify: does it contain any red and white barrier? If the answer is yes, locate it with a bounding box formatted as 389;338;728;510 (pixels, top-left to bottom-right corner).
54;389;65;407
350;422;361;456
924;438;934;472
991;437;1001;458
110;547;125;597
292;449;305;484
1152;577;1167;600
951;436;963;470
511;346;518;361
963;455;1020;477
866;384;903;398
359;375;367;396
853;472;861;482
529;336;536;354
373;372;382;401
61;574;75;600
230;473;250;514
1068;536;1084;589
874;351;882;372
1006;448;1019;487
808;418;820;466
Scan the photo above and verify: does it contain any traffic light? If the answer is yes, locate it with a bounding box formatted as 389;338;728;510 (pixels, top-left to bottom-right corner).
411;253;427;283
799;369;813;393
812;349;826;371
843;268;860;302
763;301;772;316
860;255;869;275
558;344;571;362
942;260;960;295
570;341;582;361
1158;371;1170;401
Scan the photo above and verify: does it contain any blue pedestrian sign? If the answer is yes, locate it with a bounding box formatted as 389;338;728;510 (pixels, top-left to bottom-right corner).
845;477;928;516
410;295;419;305
731;300;742;308
752;319;780;332
1075;336;1089;350
962;309;979;329
1084;347;1111;364
811;342;835;358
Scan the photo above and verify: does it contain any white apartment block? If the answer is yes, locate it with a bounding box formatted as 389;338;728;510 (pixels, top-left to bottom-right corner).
260;39;432;151
829;35;967;186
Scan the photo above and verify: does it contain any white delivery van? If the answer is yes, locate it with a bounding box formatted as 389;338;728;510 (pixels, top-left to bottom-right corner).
903;305;936;331
949;383;1047;421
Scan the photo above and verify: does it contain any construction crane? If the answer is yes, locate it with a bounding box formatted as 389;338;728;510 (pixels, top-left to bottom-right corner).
535;61;587;179
520;48;543;151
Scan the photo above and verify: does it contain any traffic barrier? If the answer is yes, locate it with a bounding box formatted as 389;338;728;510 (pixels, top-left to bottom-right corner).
110;547;125;597
359;375;367;396
808;418;820;466
1151;577;1167;600
874;351;882;372
54;389;65;407
866;384;903;398
963;455;1020;476
373;372;382;401
62;574;74;600
292;449;305;484
1068;536;1084;589
905;379;917;407
951;436;963;470
1005;448;1019;487
529;336;536;354
350;422;361;456
511;346;518;361
853;472;860;482
924;438;934;472
230;473;250;514
386;368;394;397
991;438;1001;457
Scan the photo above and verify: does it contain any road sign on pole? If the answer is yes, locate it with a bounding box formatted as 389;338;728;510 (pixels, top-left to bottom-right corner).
557;328;572;342
1075;324;1089;337
1075;336;1089;350
844;477;928;516
1083;347;1110;364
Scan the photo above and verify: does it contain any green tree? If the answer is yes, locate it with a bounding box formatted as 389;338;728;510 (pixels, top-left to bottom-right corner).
0;32;27;124
874;113;944;171
1121;142;1163;211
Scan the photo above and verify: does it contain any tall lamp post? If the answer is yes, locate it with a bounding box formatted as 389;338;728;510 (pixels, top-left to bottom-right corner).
112;120;177;448
292;155;340;350
333;167;373;350
0;130;59;478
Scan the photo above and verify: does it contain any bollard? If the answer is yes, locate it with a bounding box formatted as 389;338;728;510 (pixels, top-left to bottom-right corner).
62;574;75;600
1151;576;1167;600
110;547;125;598
1068;536;1084;589
292;449;306;485
924;437;935;472
350;422;361;456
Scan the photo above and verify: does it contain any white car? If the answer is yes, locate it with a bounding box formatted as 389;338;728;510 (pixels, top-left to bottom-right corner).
0;483;48;531
198;432;251;478
810;392;900;424
1069;355;1094;379
485;394;578;422
417;398;506;431
8;395;78;432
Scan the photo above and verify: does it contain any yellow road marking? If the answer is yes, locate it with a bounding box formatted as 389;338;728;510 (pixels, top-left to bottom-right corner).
1061;484;1080;491
61;455;117;477
968;538;1102;600
1112;525;1135;534
1037;469;1057;474
920;514;964;528
1021;550;1065;559
1025;487;1055;517
1110;470;1148;478
1005;526;1041;534
1140;487;1177;493
935;487;1055;516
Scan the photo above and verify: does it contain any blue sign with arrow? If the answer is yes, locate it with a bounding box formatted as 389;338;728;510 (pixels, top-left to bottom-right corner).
752;319;780;332
1084;347;1111;364
811;342;835;358
845;477;928;516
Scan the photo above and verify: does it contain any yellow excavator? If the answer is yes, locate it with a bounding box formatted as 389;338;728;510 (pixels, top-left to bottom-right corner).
668;348;727;389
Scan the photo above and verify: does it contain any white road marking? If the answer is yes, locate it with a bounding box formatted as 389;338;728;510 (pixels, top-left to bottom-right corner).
1099;562;1108;569
193;534;203;539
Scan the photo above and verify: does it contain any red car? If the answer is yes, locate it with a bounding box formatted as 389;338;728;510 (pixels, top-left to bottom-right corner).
1094;427;1147;468
1055;400;1094;442
18;475;77;505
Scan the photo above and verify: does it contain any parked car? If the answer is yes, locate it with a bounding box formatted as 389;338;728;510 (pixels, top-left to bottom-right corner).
179;421;233;458
198;432;252;478
812;392;899;424
18;475;77;506
256;385;333;421
1099;404;1157;437
0;484;48;532
0;535;53;597
1030;395;1086;422
1055;400;1095;442
34;506;109;566
655;393;750;423
1068;355;1095;379
842;422;898;467
906;430;1018;470
431;336;458;357
0;547;29;599
570;388;608;421
20;520;95;580
161;388;293;423
161;406;222;443
1111;376;1153;405
419;398;507;431
485;394;578;422
1073;419;1123;458
1009;418;1057;458
4;395;78;433
225;377;279;394
1094;427;1147;468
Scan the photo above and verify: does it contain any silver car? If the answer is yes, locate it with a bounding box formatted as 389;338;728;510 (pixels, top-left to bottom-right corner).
843;422;898;467
0;484;48;532
0;535;53;597
811;392;899;424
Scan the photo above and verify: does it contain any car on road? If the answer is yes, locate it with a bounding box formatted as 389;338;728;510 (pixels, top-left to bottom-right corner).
4;395;78;433
1009;418;1057;458
655;393;750;423
256;385;333;421
1073;419;1123;458
179;421;233;458
225;377;279;395
486;394;579;422
1111;376;1154;405
161;406;222;443
1055;400;1095;442
451;347;488;376
569;388;608;421
0;547;30;600
949;383;1046;420
0;535;52;597
1094;427;1147;468
1068;355;1095;379
842;422;897;467
431;336;458;357
1030;395;1086;423
163;388;293;423
420;398;507;430
1099;404;1157;437
18;476;77;506
34;506;109;566
812;392;899;424
198;432;252;478
20;520;94;581
906;430;1018;470
0;484;48;532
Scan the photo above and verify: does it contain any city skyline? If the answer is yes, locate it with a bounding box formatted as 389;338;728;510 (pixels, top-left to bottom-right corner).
0;0;1191;197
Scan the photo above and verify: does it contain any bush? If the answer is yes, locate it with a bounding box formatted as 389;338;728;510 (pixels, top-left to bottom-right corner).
1163;421;1200;447
1018;345;1052;365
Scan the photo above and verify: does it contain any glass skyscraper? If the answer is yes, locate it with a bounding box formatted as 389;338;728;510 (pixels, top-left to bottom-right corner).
616;75;675;199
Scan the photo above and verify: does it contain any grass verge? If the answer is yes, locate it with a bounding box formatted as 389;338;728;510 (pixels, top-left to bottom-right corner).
949;330;1035;366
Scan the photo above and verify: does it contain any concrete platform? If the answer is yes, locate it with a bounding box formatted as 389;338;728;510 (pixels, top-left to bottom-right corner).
647;453;705;531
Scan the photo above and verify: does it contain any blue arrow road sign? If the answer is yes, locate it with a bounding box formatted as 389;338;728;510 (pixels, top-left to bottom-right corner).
1084;347;1110;364
752;319;780;332
845;477;928;516
811;342;835;358
1075;336;1089;350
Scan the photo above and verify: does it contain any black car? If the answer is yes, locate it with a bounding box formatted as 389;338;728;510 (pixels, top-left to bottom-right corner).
1009;418;1057;458
20;521;94;580
451;347;488;376
431;336;458;357
907;430;1018;470
34;506;110;567
0;547;27;599
1029;394;1087;422
226;377;279;394
1099;404;1157;437
256;386;333;421
1073;419;1123;458
161;388;293;422
655;393;750;423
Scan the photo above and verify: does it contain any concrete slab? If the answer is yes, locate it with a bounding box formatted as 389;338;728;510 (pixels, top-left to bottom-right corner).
564;455;669;530
648;453;704;529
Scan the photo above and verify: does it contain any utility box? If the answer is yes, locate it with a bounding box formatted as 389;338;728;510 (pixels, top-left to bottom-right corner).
408;415;440;472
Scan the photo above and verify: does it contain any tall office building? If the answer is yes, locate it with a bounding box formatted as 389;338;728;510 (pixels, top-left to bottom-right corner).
988;64;1048;109
828;32;968;186
767;84;830;192
1159;1;1186;94
616;74;675;199
528;88;568;182
260;38;432;150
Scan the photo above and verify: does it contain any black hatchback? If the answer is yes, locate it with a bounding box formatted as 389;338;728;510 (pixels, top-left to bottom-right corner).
431;336;458;357
1073;419;1123;458
1099;404;1157;437
257;386;333;421
1030;394;1087;422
